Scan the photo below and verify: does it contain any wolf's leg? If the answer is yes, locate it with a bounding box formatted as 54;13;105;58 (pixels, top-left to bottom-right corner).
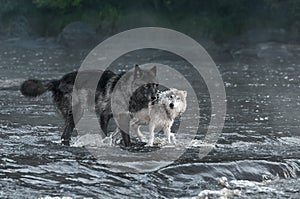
61;111;75;146
57;95;74;146
132;124;144;141
170;133;176;145
100;113;111;136
118;113;131;147
121;130;131;147
61;101;83;146
147;122;155;146
110;127;120;146
102;126;120;146
136;125;144;141
163;125;172;144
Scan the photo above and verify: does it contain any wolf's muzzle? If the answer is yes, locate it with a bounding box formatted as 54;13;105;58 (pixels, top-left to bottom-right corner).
169;103;174;109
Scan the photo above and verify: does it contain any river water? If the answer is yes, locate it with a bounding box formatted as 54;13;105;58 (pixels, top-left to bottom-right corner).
0;38;300;198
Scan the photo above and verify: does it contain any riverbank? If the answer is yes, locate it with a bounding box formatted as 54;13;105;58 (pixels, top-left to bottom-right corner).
1;25;299;64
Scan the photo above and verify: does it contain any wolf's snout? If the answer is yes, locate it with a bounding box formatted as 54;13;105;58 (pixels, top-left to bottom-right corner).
147;90;157;101
169;103;174;109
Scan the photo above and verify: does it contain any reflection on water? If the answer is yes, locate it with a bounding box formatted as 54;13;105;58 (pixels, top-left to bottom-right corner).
1;39;300;198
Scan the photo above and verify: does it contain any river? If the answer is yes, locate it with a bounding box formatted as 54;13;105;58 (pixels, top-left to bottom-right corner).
0;38;300;198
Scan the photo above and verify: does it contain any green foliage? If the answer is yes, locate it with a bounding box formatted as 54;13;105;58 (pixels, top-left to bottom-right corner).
33;0;83;9
0;0;300;40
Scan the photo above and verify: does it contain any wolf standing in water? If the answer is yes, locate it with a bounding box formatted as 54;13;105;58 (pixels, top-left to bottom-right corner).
20;65;158;146
96;65;158;146
130;88;187;146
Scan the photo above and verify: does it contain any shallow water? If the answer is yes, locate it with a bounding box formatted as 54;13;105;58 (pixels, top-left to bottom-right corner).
0;39;300;198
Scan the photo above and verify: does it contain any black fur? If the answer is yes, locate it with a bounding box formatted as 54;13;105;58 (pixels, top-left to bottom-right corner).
20;66;158;147
21;71;97;146
21;79;53;97
95;71;158;146
129;83;158;112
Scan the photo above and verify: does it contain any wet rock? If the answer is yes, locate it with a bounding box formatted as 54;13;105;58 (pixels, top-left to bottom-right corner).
224;28;299;60
58;21;99;49
238;28;289;45
232;42;295;60
256;42;292;59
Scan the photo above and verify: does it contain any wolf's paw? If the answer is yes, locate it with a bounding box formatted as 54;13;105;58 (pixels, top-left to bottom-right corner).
145;142;154;147
139;136;148;143
61;139;70;146
102;135;114;146
170;133;177;145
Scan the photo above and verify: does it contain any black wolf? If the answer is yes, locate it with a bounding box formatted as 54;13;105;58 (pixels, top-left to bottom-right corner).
20;65;158;146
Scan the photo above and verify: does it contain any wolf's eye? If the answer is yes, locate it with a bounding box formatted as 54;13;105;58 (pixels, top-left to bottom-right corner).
169;95;174;99
176;97;181;100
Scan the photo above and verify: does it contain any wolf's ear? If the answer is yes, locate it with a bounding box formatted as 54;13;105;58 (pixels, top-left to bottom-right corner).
134;64;141;78
182;90;187;98
150;66;157;76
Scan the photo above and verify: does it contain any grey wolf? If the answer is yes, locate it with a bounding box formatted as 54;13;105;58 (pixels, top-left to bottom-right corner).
20;65;158;147
95;65;158;146
130;88;187;146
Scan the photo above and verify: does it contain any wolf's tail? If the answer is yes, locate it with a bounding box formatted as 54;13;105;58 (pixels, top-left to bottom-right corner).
20;79;59;97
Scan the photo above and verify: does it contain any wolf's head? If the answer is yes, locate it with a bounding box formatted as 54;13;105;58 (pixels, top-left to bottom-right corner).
132;65;158;101
161;88;187;117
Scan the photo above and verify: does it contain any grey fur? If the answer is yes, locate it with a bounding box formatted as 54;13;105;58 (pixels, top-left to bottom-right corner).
20;65;158;147
130;88;187;146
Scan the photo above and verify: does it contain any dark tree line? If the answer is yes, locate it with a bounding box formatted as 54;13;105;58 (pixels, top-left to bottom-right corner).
0;0;299;40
